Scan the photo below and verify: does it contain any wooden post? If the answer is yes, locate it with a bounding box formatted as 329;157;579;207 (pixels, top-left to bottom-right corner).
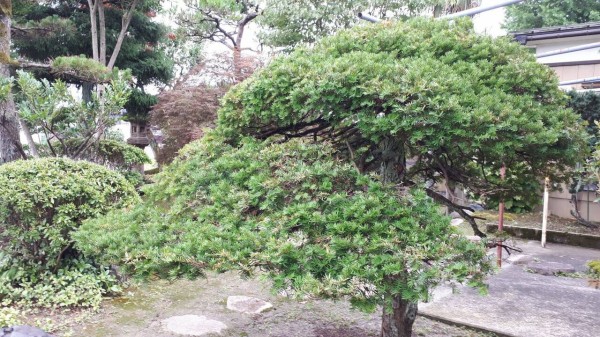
541;177;549;248
497;164;506;267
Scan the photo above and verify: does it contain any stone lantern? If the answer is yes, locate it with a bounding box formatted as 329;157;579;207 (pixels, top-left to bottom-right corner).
127;121;150;149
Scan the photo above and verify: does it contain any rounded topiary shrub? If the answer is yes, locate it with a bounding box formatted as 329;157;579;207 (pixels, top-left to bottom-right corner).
0;157;140;273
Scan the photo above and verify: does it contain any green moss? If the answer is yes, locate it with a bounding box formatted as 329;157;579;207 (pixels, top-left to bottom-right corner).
588;260;600;277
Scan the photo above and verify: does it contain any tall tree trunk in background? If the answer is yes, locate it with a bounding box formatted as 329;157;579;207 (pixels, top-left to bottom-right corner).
232;12;258;81
98;2;107;65
107;0;140;70
0;0;22;164
87;0;99;61
381;295;418;337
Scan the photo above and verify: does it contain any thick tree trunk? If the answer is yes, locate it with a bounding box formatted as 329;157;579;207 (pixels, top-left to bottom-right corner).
0;0;22;164
381;295;418;337
379;137;405;185
82;82;93;103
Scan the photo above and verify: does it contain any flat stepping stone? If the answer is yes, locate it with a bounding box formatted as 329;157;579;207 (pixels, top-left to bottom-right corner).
526;261;576;276
450;218;464;226
162;315;227;336
1;326;53;337
227;295;273;314
507;254;535;265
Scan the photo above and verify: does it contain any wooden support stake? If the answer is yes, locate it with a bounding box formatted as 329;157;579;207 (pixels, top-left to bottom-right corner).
541;177;549;248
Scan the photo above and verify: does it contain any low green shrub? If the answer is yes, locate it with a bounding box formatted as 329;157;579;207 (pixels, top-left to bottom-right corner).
0;259;120;309
588;260;600;279
0;158;138;308
0;306;23;327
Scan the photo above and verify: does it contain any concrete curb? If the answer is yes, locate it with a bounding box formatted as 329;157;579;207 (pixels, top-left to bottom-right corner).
418;312;518;337
486;224;600;249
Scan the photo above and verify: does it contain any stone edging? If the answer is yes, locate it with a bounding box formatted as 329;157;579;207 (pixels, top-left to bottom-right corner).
485;224;600;249
418;312;518;337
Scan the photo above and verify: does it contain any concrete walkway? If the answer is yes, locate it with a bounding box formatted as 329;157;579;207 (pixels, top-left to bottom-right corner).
420;240;600;337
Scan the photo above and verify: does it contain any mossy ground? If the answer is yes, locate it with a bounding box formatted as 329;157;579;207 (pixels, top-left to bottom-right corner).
18;272;496;337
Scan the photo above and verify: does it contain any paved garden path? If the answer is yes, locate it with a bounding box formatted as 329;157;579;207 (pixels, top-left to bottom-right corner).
420;240;600;337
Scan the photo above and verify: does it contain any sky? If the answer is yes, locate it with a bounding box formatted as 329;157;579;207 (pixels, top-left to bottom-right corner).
472;0;508;37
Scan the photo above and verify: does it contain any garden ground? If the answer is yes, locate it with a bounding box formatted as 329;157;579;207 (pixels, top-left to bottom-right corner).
31;271;495;337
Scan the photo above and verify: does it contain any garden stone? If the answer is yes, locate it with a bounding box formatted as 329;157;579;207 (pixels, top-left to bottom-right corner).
0;326;53;337
468;204;485;211
227;295;273;314
450;218;464;226
526;262;576;276
161;315;227;336
507;254;534;265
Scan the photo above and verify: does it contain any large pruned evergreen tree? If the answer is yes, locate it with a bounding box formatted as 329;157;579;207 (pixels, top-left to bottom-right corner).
218;18;589;236
214;18;588;335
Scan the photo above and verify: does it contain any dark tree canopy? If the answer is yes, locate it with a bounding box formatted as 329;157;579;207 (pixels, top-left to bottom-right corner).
12;0;174;122
504;0;600;31
218;18;589;234
567;90;600;146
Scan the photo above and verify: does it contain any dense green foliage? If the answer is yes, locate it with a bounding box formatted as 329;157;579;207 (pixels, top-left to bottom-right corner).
16;70;131;160
258;1;482;49
75;135;491;310
51;55;114;83
588;260;600;278
505;0;600;31
0;158;138;307
567;90;600;146
259;0;444;49
0;307;22;327
76;139;151;171
219;19;588;214
12;0;173;122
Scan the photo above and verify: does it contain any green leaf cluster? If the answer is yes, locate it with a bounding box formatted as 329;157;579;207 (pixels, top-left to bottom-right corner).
0;258;121;309
588;260;600;279
75;135;492;310
0;306;22;327
258;0;447;49
12;1;174;122
0;157;139;275
16;70;131;160
567;90;600;147
218;18;588;204
505;0;600;31
0;76;11;102
51;56;114;83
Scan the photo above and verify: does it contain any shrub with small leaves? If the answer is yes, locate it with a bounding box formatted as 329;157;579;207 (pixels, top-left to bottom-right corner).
0;306;23;327
588;260;600;279
0;258;121;309
0;157;139;275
